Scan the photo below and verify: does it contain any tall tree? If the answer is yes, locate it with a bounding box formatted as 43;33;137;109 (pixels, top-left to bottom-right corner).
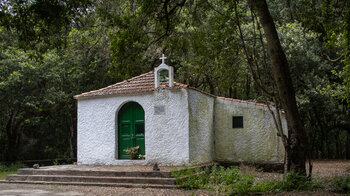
0;0;93;51
248;0;307;175
1;0;348;165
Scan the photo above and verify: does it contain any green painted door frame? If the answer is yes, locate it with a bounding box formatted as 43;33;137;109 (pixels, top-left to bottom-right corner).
117;102;145;159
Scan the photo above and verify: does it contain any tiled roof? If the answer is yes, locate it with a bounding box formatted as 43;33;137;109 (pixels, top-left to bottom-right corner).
74;71;268;108
216;97;268;107
74;71;187;99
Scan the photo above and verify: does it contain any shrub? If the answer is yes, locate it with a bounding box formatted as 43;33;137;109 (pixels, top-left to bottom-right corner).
252;171;322;193
275;171;319;191
0;163;26;172
172;165;254;195
250;179;279;193
210;165;254;195
172;166;209;189
328;175;350;193
173;166;322;195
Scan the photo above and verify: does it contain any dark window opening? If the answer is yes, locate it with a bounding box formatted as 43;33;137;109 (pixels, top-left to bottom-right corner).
232;116;243;128
135;123;145;135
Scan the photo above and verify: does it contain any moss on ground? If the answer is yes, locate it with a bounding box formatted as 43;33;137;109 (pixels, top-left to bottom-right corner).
0;171;17;180
0;163;25;180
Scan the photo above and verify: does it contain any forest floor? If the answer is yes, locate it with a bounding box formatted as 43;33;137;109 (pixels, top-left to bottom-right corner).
252;159;350;182
248;159;350;195
0;160;349;195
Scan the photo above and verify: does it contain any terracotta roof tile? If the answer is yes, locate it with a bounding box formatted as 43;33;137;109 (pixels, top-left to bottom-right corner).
74;71;268;108
216;96;271;108
74;71;183;99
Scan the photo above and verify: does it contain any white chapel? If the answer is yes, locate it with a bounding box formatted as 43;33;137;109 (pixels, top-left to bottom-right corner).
74;55;286;166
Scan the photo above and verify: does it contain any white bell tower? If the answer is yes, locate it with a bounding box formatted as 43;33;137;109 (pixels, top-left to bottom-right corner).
154;54;174;88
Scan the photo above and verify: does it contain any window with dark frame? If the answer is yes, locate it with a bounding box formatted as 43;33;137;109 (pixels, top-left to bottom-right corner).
135;123;145;135
232;116;243;128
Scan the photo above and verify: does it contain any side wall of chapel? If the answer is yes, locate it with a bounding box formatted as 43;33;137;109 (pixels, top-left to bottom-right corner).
213;98;286;163
188;89;215;164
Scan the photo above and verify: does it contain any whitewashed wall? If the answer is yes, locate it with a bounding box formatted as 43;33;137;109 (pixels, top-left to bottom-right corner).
214;98;286;163
77;89;190;166
188;89;215;164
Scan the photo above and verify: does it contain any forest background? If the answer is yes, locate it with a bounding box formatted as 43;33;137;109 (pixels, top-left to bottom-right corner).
0;0;349;167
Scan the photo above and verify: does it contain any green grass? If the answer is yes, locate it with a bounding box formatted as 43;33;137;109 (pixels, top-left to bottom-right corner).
251;171;322;194
172;165;255;195
327;175;350;193
172;166;323;195
0;171;17;180
0;163;26;180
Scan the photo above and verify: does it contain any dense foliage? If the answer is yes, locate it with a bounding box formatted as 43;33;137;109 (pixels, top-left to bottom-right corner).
172;165;322;195
0;0;349;162
172;165;350;194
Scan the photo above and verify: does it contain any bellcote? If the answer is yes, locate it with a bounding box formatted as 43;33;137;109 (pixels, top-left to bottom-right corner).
154;54;174;88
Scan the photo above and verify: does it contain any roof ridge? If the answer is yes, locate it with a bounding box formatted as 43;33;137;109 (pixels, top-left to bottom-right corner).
127;71;153;81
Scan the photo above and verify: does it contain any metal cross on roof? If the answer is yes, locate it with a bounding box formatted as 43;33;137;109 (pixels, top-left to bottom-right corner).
160;54;167;65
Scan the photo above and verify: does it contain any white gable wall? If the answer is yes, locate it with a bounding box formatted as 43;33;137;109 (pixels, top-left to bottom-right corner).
77;88;190;166
214;98;286;163
188;89;215;164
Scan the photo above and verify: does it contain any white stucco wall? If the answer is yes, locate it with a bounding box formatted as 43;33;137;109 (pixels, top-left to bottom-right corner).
214;98;286;163
77;88;190;166
188;89;215;164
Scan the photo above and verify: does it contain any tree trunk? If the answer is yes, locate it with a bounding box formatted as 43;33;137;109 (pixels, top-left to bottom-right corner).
67;115;76;160
248;0;307;175
245;71;251;99
5;109;22;161
347;130;350;159
345;113;350;159
69;123;75;160
6;124;23;161
335;132;341;158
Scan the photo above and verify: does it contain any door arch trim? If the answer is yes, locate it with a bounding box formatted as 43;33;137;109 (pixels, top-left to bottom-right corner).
116;101;145;159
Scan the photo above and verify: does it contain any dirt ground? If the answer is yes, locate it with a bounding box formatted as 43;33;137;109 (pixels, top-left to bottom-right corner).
249;159;350;183
309;159;350;178
0;184;210;196
0;160;349;196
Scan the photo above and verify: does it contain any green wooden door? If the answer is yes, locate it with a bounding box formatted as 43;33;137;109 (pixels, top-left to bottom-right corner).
118;102;145;159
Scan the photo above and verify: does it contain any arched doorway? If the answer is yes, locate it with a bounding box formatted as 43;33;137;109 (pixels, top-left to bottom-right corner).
117;102;145;159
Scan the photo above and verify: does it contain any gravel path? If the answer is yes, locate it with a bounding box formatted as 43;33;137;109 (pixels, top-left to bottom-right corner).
1;160;349;196
0;183;210;196
246;159;350;183
310;160;350;178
